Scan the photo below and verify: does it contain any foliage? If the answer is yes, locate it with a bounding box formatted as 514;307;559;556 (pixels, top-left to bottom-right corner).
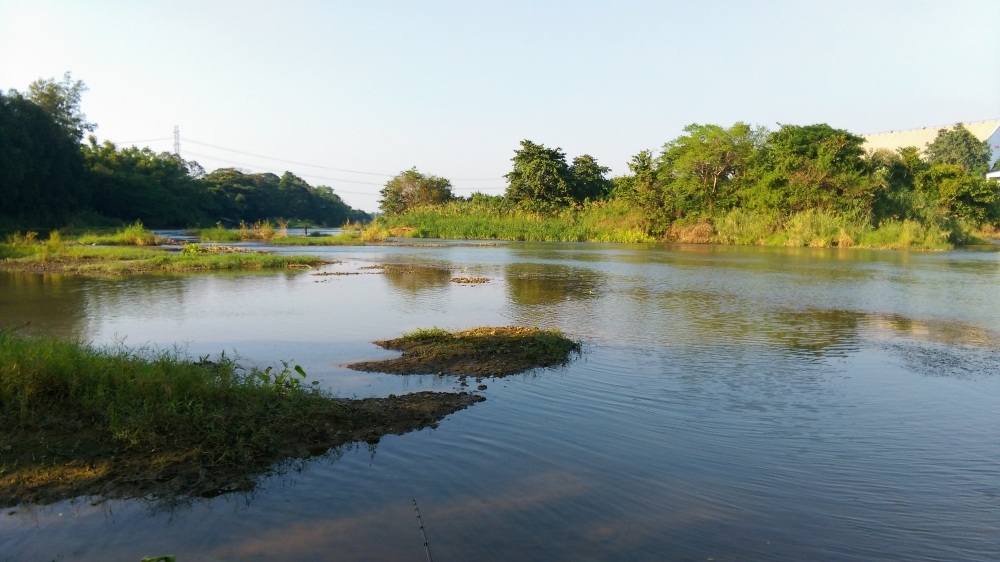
504;140;574;212
379;168;455;215
0;91;88;227
656;122;764;214
568;154;612;202
24;72;95;141
925;123;992;176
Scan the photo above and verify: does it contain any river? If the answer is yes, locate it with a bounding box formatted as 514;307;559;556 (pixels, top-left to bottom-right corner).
2;241;999;561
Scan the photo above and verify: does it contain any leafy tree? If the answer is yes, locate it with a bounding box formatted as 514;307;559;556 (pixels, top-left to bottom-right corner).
867;146;928;223
925;123;991;176
24;72;96;141
379;168;454;215
755;123;872;214
567;154;612;202
0;91;88;226
919;163;1000;224
504;140;573;212
656;122;763;214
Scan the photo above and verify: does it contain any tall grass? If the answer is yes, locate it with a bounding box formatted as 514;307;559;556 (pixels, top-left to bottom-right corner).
77;221;161;246
0;330;346;467
198;220;287;242
378;199;655;243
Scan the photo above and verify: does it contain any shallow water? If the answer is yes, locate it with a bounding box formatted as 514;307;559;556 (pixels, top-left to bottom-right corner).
2;242;999;561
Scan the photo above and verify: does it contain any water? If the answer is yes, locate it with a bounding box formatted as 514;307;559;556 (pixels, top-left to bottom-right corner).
2;242;999;561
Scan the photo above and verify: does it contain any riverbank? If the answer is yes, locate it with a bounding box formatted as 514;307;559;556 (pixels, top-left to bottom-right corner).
375;199;999;249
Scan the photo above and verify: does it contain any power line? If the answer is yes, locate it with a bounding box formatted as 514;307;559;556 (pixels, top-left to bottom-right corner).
114;137;172;144
182;137;502;181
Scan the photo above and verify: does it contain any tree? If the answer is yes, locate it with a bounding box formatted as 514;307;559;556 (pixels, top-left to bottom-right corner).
0;91;88;226
567;154;612;202
379;168;454;215
504;140;573;212
656;122;763;214
755;123;871;213
925;123;991;176
82;139;206;226
24;72;96;141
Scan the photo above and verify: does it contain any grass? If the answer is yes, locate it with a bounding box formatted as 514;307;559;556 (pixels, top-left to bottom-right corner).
0;330;482;506
378;199;655;243
376;198;984;250
348;326;581;377
269;233;366;246
0;237;327;275
197;220;286;242
76;221;162;246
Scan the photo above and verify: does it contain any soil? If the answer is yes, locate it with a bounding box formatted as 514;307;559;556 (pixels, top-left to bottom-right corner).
0;391;483;507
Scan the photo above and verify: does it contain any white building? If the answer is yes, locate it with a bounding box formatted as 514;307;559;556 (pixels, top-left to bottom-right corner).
862;119;1000;174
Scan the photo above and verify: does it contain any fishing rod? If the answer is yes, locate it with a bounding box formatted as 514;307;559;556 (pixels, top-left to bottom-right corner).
413;498;434;562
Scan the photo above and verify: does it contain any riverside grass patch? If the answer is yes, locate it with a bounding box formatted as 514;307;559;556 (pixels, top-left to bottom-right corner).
76;221;161;246
377;199;655;243
0;331;483;506
0;237;326;275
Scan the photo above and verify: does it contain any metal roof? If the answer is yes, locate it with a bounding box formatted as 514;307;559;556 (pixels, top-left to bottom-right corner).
862;119;1000;155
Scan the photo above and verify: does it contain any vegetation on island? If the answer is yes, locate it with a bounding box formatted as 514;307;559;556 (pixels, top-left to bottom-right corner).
377;124;1000;249
1;73;370;233
0;329;483;506
0;224;328;275
348;326;581;377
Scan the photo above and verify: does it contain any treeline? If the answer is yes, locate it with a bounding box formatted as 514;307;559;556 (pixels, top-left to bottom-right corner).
378;122;1000;247
1;74;370;230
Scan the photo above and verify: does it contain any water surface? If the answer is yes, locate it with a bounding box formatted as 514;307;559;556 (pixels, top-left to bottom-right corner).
2;242;999;561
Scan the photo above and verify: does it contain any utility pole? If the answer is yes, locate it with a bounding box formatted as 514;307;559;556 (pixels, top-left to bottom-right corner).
173;125;180;156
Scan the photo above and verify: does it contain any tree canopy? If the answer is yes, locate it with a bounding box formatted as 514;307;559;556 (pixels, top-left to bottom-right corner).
925;123;992;176
379;168;455;215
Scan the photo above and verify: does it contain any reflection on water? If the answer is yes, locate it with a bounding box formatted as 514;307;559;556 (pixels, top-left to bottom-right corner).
2;244;1000;561
0;272;87;338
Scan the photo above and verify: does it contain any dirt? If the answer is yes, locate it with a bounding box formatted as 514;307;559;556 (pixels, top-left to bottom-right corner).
0;391;483;507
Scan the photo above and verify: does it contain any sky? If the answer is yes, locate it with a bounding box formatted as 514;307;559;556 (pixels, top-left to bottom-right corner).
2;1;998;213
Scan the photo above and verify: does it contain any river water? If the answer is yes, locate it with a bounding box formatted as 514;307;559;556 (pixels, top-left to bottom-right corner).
2;242;999;561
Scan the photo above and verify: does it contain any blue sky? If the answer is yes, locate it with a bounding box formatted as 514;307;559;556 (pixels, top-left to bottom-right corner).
2;1;998;212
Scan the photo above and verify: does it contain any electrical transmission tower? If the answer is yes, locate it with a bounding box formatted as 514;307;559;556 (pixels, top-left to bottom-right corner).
173;125;180;156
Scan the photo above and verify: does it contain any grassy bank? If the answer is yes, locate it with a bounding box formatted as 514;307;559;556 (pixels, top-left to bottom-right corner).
377;200;984;250
377;199;655;243
349;326;581;377
0;331;482;506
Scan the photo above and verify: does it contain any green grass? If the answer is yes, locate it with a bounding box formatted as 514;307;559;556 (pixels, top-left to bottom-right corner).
378;199;655;243
269;233;365;246
0;241;326;275
0;330;484;506
0;331;345;467
76;221;162;246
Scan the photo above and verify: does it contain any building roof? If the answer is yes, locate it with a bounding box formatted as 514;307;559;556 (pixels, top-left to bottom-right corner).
862;119;1000;155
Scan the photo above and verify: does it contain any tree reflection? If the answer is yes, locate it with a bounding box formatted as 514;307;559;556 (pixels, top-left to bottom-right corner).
0;272;87;338
505;263;602;306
